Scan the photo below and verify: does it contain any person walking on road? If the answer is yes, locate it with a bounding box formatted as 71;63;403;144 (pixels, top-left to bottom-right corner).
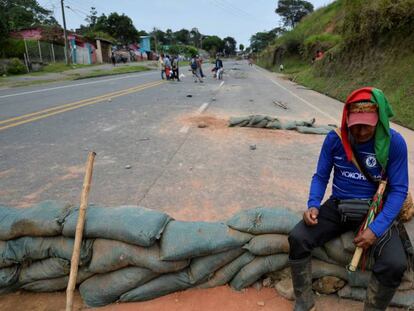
288;87;410;311
164;55;172;80
159;53;165;80
214;55;224;80
190;55;203;83
196;55;205;78
171;55;180;81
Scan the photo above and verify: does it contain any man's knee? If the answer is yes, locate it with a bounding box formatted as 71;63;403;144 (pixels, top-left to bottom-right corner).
288;222;312;259
374;256;407;287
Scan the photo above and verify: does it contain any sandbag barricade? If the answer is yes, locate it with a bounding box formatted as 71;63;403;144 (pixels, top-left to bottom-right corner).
0;202;413;308
229;115;337;135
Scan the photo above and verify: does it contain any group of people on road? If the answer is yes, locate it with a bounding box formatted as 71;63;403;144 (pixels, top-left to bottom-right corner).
158;53;181;81
158;53;224;83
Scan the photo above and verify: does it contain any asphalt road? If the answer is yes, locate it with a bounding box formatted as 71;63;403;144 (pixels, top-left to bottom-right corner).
1;61;412;311
1;61;413;221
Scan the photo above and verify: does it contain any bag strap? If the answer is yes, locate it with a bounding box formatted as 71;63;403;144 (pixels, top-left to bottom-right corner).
334;128;364;174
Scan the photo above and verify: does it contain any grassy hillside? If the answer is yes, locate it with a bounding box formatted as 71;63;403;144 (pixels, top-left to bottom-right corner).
258;0;414;129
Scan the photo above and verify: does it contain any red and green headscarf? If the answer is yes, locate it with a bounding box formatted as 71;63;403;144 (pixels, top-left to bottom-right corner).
340;87;394;170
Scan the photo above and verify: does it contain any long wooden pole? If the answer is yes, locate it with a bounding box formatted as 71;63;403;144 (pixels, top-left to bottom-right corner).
66;152;96;311
348;180;387;272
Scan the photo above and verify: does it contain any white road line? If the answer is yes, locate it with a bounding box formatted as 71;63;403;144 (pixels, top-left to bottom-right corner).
179;102;210;134
219;81;224;88
255;67;337;123
0;71;156;99
196;102;209;115
179;125;190;134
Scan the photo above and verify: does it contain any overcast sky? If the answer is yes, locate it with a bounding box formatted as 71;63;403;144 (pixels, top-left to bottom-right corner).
39;0;335;47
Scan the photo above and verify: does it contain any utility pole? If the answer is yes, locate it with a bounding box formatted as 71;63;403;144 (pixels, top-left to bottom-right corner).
60;0;70;65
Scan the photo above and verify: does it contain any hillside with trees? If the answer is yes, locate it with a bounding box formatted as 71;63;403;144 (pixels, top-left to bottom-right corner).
256;0;414;129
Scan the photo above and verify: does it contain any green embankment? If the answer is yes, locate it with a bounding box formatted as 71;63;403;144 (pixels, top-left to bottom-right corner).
258;0;414;129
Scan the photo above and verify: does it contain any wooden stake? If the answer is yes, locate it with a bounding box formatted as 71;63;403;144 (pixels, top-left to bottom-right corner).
66;151;96;311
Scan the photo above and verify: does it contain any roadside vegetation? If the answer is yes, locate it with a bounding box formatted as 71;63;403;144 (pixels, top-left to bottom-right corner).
257;0;414;129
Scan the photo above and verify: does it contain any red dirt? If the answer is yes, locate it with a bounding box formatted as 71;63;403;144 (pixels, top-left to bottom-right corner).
92;286;293;311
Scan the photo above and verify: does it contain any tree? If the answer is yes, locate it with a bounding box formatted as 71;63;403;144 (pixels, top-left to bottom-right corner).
275;0;314;28
223;36;237;55
0;0;58;53
165;28;174;45
85;7;98;28
190;27;201;48
239;44;245;52
249;27;285;52
95;12;139;44
174;28;190;45
202;35;224;56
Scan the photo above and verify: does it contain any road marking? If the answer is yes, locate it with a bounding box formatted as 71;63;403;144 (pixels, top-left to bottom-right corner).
0;71;156;99
196;102;209;114
179;102;210;134
0;80;161;126
255;67;337;123
219;81;224;88
0;81;164;132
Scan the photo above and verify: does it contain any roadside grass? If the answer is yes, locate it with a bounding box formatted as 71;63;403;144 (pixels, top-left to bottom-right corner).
272;51;414;129
72;65;150;79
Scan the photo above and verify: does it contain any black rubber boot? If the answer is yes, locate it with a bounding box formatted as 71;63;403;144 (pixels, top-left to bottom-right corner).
290;256;316;311
364;275;397;311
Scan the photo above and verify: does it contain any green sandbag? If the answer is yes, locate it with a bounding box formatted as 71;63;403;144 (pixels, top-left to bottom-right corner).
311;247;338;265
341;231;356;253
338;285;414;308
79;267;158;307
227;207;300;235
296;126;330;135
346;270;370;288
0;266;20;288
120;270;193;302
19;258;70;284
0;241;14;268
242;234;289;255
248;115;267;126
324;236;353;265
266;119;282;129
311;259;348;281
4;236;93;266
87;239;189;274
253;119;269;128
160;221;252;261
281;121;297;130
21;269;93;292
63;206;171;247
197;252;256;289
0;201;71;240
229;116;250;127
188;248;244;283
230;254;288;290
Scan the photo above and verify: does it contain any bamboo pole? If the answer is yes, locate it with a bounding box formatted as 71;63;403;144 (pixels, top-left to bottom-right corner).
348;180;387;272
66;152;96;311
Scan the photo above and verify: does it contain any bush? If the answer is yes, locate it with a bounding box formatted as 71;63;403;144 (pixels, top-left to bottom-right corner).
1;39;25;58
7;58;26;75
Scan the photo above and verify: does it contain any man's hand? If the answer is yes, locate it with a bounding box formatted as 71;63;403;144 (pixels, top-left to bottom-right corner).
354;228;377;250
303;207;319;226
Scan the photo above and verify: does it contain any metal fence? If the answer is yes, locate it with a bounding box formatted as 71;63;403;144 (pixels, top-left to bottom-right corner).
23;40;66;64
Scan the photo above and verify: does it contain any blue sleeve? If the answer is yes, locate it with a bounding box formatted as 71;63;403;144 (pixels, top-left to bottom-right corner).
369;132;409;237
308;132;335;209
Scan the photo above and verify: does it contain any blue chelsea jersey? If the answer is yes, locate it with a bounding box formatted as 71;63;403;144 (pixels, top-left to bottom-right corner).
308;129;408;237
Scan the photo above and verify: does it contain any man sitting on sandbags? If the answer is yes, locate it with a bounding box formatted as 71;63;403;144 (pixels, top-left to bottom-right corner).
288;87;410;311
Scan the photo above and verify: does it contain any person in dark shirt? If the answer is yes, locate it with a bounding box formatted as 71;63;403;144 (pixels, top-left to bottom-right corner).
288;87;409;311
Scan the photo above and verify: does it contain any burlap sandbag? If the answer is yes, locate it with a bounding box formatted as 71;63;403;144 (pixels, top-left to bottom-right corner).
0;266;20;288
197;252;256;289
242;234;289;255
160;221;252;261
19;258;70;284
87;239;188;274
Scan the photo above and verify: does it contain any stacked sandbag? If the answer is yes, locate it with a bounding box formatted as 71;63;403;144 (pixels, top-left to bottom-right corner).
0;202;413;309
228;115;337;134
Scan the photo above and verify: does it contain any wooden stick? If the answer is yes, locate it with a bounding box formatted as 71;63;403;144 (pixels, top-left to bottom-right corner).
66;152;96;311
348;180;387;272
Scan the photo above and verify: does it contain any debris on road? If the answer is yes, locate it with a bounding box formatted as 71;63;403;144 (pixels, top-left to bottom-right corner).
186;94;193;98
250;144;256;150
125;165;132;169
273;100;288;110
229;115;336;135
198;122;208;128
138;138;150;142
